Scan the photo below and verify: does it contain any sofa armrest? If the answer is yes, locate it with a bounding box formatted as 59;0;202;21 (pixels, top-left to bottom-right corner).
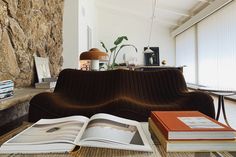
179;91;215;119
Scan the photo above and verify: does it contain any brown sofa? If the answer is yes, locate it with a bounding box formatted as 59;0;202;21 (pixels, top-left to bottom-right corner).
28;69;215;122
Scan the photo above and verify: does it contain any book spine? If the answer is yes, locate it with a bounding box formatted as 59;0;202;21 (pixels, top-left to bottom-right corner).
0;91;13;99
0;81;14;89
0;86;14;94
35;82;56;89
0;80;13;85
42;78;57;82
150;112;170;140
148;119;168;152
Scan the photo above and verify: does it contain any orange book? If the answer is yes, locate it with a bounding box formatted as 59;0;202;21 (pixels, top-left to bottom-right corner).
149;118;236;152
150;111;236;140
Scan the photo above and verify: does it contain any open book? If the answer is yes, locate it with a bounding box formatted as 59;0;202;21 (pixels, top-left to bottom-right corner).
0;114;152;153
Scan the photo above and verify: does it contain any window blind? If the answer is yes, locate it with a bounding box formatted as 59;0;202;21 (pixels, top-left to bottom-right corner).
198;1;236;89
176;26;197;84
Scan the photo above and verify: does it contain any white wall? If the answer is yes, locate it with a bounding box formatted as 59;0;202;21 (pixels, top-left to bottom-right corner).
78;0;97;57
62;0;175;68
62;0;79;69
63;0;97;69
95;7;175;65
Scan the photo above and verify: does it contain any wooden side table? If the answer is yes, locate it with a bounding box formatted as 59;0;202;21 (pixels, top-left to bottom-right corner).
198;87;236;127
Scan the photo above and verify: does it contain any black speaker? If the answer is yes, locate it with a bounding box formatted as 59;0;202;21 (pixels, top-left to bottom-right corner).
144;47;160;66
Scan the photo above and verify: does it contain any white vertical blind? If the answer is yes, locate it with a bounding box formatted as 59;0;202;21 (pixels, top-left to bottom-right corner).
176;26;196;84
198;1;236;89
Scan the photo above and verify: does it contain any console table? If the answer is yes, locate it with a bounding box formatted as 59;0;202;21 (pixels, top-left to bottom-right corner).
0;123;234;157
134;66;184;72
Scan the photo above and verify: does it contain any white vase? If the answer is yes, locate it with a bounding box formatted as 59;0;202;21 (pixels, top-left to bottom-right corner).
91;60;99;71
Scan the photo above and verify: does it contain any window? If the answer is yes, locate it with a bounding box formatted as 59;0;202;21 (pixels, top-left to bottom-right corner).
176;26;197;84
198;2;236;89
176;1;236;89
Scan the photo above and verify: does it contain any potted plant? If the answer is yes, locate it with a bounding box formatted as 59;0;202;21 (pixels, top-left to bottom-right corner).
100;36;137;70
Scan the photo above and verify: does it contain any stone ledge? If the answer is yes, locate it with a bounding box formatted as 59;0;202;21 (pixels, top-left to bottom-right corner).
0;87;52;135
0;87;52;111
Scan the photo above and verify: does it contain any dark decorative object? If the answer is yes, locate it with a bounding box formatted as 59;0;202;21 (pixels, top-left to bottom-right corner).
161;60;167;65
144;47;160;66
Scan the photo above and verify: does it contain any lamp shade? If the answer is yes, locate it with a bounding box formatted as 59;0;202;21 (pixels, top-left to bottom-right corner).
80;48;108;61
144;47;154;53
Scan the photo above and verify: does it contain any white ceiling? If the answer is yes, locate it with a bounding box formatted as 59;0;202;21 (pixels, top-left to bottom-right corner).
96;0;215;31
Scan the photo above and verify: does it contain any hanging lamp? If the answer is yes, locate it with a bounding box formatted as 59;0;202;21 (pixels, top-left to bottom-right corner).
144;0;158;53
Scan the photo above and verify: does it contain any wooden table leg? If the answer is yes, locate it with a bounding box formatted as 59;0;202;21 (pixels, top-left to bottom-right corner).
221;96;231;127
216;95;222;120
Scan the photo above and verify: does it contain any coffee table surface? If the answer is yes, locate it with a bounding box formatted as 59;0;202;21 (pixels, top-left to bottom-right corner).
0;122;235;157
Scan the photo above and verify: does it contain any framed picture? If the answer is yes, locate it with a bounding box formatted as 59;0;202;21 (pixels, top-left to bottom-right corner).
144;47;160;66
34;56;51;83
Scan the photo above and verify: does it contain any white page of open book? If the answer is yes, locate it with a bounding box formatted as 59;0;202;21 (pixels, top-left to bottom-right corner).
4;116;89;145
75;113;152;152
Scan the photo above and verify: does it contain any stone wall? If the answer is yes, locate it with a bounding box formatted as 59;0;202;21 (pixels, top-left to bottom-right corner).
0;0;64;87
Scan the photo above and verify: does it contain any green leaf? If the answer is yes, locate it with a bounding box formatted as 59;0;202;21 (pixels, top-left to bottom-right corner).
110;46;117;53
114;36;128;45
100;41;108;53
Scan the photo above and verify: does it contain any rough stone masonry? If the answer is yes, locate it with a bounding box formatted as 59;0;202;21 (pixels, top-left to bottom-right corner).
0;0;64;87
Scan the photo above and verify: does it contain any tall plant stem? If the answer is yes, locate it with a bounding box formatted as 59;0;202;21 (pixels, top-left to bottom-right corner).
113;48;122;66
108;52;112;68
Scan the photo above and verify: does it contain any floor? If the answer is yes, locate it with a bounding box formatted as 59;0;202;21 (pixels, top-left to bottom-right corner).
212;96;236;129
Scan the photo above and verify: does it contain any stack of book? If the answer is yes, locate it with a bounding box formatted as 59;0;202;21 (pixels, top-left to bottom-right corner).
149;111;236;152
0;80;14;99
35;77;57;89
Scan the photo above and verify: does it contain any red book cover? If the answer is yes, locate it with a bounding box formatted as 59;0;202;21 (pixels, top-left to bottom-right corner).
150;111;235;140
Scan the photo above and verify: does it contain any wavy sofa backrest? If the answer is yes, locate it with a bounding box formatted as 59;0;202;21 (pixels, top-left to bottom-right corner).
55;69;187;104
119;70;188;102
54;69;121;104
